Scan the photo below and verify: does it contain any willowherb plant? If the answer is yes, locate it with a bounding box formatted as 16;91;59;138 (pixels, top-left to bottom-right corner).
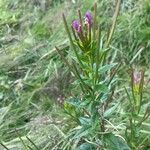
55;0;135;149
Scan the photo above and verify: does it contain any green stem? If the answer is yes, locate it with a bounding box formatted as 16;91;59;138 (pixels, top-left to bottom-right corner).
106;0;121;47
55;46;85;93
62;14;84;70
93;3;97;41
78;9;84;38
95;25;101;84
107;63;121;86
72;62;93;94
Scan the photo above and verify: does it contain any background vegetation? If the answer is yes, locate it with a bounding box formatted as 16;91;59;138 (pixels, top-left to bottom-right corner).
0;0;149;149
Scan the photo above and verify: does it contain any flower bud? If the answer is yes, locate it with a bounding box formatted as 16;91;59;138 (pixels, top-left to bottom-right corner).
85;11;93;26
132;70;143;93
131;69;144;114
72;20;81;33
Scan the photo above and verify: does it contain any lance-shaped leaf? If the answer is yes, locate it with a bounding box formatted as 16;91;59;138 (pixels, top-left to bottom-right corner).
62;13;84;69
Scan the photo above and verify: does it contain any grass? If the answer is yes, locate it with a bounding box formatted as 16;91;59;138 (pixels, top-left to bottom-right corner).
0;0;150;149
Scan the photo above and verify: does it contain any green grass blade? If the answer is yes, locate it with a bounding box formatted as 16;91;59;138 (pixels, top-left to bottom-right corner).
15;129;29;150
26;136;40;150
0;143;10;150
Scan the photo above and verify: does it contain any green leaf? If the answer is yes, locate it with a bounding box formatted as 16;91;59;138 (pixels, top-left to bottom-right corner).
79;117;91;126
104;133;130;150
73;127;90;139
76;143;96;150
100;93;109;102
79;99;90;108
0;92;4;100
64;101;77;117
66;98;91;110
94;84;108;93
99;63;118;74
104;104;119;118
66;98;81;107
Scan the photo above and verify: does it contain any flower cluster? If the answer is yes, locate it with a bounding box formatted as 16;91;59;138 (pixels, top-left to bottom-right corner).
72;20;81;33
85;11;93;27
72;11;93;43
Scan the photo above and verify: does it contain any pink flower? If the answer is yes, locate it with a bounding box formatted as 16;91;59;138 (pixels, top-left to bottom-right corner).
132;70;144;94
133;71;142;85
85;11;93;26
72;20;81;33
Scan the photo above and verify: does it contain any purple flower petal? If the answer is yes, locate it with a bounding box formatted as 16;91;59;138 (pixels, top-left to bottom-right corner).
85;11;92;26
72;20;81;33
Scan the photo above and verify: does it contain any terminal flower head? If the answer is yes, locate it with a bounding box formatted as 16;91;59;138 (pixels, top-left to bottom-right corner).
132;69;144;94
72;20;81;33
85;11;93;26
